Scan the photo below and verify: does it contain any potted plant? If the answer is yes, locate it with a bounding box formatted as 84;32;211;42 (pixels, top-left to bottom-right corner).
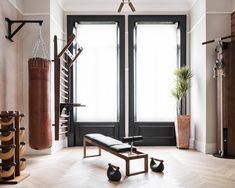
171;66;193;149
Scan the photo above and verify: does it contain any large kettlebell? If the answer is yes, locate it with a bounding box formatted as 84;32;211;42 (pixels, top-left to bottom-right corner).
107;163;121;181
150;157;164;172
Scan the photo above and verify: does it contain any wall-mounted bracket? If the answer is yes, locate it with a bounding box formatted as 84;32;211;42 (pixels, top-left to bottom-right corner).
5;18;43;42
60;103;86;115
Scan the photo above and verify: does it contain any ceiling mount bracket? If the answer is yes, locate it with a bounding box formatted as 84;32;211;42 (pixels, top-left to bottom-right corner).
5;17;43;42
118;0;136;13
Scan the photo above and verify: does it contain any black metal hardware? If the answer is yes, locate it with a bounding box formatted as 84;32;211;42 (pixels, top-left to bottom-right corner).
60;103;86;115
223;128;228;156
5;18;43;42
202;34;235;45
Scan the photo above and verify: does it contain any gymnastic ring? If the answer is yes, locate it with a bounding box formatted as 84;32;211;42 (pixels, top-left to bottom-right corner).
107;163;121;182
0;148;15;160
20;158;27;171
0;132;14;142
150;157;164;172
0;165;15;178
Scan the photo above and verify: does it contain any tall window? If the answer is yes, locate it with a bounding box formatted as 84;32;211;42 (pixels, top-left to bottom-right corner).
73;23;119;122
135;23;178;122
129;15;186;145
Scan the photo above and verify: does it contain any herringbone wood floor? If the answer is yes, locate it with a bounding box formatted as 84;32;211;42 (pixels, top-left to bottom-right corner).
2;147;235;188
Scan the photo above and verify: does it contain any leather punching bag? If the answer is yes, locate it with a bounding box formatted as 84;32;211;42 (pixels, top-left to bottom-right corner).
28;57;52;150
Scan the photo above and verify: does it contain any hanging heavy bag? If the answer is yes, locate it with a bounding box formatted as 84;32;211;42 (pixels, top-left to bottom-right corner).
28;26;52;150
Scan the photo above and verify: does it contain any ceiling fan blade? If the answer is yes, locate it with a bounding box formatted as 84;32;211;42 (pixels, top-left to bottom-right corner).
118;2;124;12
129;2;136;12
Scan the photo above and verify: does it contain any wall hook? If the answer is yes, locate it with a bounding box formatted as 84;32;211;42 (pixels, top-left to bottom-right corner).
5;18;43;42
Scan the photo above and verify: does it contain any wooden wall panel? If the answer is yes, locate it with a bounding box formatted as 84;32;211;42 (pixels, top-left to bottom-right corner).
224;12;235;156
231;12;235;38
227;42;235;156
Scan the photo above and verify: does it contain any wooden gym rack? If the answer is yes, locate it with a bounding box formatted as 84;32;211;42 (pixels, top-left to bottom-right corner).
0;111;29;184
53;34;84;140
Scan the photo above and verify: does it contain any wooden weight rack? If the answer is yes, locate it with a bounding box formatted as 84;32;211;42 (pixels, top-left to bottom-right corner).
54;34;84;140
0;111;29;184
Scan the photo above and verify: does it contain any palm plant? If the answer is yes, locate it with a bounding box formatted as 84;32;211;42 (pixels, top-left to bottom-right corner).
171;66;193;115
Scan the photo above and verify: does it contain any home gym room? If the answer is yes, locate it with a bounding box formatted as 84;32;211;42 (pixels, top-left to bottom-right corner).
1;0;235;187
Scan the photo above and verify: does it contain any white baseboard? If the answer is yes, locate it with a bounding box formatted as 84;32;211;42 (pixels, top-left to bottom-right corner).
25;139;68;155
205;142;217;154
189;138;195;149
26;144;52;155
51;139;68;154
195;140;206;153
195;140;217;154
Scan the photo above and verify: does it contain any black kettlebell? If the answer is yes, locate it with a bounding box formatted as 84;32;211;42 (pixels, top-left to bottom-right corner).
107;163;121;181
150;157;164;172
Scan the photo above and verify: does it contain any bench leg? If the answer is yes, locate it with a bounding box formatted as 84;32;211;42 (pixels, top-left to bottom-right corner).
98;146;101;156
125;155;149;176
126;160;130;176
83;138;102;158
144;155;148;173
83;138;87;158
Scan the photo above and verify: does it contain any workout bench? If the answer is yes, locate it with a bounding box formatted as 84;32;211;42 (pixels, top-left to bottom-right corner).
83;134;148;176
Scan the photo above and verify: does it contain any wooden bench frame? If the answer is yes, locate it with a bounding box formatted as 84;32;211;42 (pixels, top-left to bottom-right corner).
83;137;148;176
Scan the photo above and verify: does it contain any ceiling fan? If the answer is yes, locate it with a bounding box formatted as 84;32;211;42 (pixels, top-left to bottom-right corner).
117;0;136;12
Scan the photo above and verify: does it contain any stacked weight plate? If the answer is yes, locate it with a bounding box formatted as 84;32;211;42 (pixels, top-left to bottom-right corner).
0;111;29;184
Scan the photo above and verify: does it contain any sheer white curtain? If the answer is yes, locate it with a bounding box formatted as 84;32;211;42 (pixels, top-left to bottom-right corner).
74;23;118;122
135;24;178;122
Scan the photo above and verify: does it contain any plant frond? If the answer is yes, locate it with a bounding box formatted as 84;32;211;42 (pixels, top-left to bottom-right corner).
172;66;193;103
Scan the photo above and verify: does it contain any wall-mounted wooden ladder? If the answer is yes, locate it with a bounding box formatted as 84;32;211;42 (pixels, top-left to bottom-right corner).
54;34;83;140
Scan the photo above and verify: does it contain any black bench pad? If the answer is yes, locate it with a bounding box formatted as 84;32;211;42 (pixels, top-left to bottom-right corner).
85;134;122;147
110;144;136;153
84;134;136;152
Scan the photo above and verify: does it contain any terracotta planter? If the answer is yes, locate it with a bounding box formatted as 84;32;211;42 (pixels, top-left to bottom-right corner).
175;115;190;149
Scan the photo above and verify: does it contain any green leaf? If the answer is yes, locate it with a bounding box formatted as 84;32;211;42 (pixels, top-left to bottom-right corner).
171;66;193;103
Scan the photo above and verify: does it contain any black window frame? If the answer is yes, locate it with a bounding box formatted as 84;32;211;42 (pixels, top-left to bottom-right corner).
67;15;125;146
128;15;187;145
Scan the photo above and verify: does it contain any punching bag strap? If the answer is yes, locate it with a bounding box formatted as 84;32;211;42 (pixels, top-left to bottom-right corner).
31;25;49;59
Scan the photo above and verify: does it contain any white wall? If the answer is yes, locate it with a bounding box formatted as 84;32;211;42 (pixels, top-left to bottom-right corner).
50;0;67;152
190;0;207;152
0;0;23;111
205;0;232;153
60;0;191;12
233;0;235;11
22;0;50;14
190;0;232;153
8;0;23;14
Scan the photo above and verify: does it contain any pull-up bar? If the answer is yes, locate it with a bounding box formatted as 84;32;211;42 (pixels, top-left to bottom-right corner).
202;34;235;45
5;18;43;42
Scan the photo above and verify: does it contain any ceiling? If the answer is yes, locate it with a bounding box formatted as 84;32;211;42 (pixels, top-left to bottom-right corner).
58;0;197;12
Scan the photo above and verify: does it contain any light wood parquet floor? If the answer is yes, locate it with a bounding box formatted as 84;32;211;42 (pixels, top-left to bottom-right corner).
2;147;235;188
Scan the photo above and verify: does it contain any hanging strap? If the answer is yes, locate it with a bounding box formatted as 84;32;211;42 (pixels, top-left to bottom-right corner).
31;25;49;59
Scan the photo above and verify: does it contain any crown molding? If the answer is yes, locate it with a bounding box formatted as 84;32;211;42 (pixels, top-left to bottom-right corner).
61;0;193;12
8;0;197;14
8;0;24;15
57;0;65;11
